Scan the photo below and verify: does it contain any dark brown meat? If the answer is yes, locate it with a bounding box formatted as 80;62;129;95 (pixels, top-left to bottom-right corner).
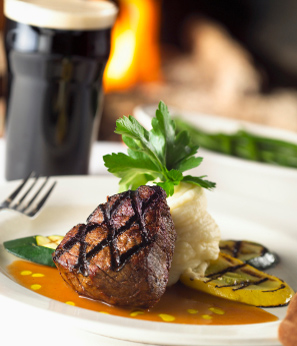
53;185;176;308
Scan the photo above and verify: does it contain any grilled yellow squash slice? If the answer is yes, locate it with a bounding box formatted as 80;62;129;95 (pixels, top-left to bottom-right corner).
180;252;294;307
36;235;63;249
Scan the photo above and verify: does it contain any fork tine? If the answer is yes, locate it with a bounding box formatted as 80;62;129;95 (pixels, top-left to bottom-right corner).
13;174;40;208
1;172;34;208
26;180;57;217
20;176;49;212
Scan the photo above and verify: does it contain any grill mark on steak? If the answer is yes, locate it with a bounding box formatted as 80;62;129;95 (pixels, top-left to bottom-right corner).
75;225;89;276
86;238;109;261
103;202;120;270
54;223;100;276
54;188;160;274
54;223;97;258
100;188;159;271
118;240;154;271
130;189;148;243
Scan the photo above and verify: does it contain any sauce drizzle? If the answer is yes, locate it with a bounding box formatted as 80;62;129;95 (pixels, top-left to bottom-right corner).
8;260;278;325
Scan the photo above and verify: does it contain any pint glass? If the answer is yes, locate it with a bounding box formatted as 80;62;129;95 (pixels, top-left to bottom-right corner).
3;0;118;180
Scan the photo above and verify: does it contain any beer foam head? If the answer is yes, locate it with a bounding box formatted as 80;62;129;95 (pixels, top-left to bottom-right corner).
4;0;118;30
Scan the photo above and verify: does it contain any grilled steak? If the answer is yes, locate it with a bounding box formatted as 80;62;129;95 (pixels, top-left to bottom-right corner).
53;185;176;308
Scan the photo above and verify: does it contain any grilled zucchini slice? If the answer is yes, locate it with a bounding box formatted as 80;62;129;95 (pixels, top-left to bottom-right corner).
219;240;279;270
180;252;294;307
4;235;64;267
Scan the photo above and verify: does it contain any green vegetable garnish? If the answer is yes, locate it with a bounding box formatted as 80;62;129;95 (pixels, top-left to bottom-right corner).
4;235;63;267
175;118;297;168
103;101;215;196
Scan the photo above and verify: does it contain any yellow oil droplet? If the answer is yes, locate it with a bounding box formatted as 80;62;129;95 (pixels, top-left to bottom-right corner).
187;309;199;314
202;314;212;320
31;284;41;290
65;301;75;306
158;314;175;322
32;273;45;278
99;311;110;314
130;311;145;317
209;307;225;315
21;270;32;276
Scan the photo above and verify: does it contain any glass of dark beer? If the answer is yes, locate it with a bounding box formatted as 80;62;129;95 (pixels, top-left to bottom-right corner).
3;0;118;180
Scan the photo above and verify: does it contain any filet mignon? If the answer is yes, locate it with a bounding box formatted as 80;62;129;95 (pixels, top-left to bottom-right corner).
53;185;176;308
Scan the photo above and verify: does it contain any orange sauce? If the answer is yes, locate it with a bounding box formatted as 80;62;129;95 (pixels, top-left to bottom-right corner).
8;260;278;325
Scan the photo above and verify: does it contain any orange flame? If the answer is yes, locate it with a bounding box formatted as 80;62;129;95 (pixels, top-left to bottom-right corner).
103;0;162;92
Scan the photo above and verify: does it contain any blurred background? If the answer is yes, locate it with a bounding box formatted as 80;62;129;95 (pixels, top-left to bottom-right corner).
1;0;297;141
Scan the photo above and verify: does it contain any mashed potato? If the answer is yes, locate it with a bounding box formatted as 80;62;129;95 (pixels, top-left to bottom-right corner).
166;182;220;286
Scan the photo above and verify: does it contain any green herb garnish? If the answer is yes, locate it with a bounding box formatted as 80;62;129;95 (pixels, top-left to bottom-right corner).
103;101;215;196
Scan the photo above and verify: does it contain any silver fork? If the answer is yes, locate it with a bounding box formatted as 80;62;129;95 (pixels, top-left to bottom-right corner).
0;172;57;217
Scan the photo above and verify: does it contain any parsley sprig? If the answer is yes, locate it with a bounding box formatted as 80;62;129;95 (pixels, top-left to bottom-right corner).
103;101;216;196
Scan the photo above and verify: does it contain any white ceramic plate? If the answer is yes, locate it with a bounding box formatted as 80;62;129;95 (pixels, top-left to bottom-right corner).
0;176;296;346
134;104;297;210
